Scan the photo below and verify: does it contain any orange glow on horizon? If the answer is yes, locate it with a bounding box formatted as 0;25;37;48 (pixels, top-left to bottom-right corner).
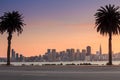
1;23;120;57
1;0;120;57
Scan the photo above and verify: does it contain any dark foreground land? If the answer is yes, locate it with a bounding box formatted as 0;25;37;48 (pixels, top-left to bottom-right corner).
0;65;120;80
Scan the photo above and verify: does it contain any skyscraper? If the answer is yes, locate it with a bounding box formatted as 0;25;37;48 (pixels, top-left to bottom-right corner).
99;44;102;55
75;49;80;60
80;49;86;60
16;53;19;61
86;46;91;56
11;49;15;60
52;49;57;61
66;49;74;61
47;49;51;54
20;54;23;62
82;49;86;54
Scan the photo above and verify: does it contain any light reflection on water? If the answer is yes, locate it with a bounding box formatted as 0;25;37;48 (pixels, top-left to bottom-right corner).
1;61;120;66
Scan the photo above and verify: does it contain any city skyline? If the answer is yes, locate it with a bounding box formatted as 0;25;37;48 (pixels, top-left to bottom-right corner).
0;0;120;57
3;46;120;62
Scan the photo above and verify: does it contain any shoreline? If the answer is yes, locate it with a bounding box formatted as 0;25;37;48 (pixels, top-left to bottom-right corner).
0;61;117;66
0;65;120;72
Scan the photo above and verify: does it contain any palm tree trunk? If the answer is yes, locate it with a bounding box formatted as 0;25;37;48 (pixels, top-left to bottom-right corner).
108;33;112;65
7;32;12;66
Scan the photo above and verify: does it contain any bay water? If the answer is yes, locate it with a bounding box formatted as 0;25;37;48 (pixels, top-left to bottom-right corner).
1;61;120;66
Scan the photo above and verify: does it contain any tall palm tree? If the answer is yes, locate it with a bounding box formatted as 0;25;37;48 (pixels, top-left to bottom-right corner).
95;4;120;65
0;11;25;65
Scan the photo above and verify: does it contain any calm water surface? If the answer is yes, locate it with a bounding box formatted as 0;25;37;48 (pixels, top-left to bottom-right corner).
1;61;120;66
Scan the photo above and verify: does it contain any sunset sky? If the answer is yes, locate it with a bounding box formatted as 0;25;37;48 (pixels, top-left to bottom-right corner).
0;0;120;57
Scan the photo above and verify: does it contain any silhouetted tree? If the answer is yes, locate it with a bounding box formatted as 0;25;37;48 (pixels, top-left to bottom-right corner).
95;4;120;65
0;11;25;65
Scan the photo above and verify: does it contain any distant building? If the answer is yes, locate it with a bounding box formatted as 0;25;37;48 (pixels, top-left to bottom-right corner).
86;46;92;61
85;56;91;61
52;49;57;61
66;49;75;61
71;48;75;54
82;49;86;54
81;49;86;60
11;49;15;61
47;49;51;53
75;49;80;60
76;49;80;53
20;54;24;62
99;44;102;55
86;46;91;56
96;51;99;55
16;53;19;61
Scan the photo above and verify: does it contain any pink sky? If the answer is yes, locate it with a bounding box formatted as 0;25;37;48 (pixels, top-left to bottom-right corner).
0;0;120;57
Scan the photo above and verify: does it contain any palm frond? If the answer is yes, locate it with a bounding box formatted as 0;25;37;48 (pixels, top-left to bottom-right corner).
0;11;25;35
95;4;120;36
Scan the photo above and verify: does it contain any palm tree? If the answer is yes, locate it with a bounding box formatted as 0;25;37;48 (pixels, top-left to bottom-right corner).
0;11;25;65
95;4;120;65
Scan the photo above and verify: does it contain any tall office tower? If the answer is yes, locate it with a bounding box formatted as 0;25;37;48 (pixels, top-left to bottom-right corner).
52;49;56;53
66;49;71;53
66;49;72;61
99;44;102;55
16;53;19;61
82;49;86;54
60;51;66;61
52;49;57;61
20;54;23;62
47;49;51;54
81;49;86;60
75;49;80;60
71;48;75;54
86;46;91;56
76;49;80;53
69;49;74;61
71;48;75;60
11;49;15;61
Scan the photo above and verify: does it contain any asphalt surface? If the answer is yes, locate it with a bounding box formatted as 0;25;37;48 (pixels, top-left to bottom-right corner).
0;66;120;80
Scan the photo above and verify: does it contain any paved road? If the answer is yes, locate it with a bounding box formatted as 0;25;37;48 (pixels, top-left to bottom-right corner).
0;70;120;80
0;66;120;80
